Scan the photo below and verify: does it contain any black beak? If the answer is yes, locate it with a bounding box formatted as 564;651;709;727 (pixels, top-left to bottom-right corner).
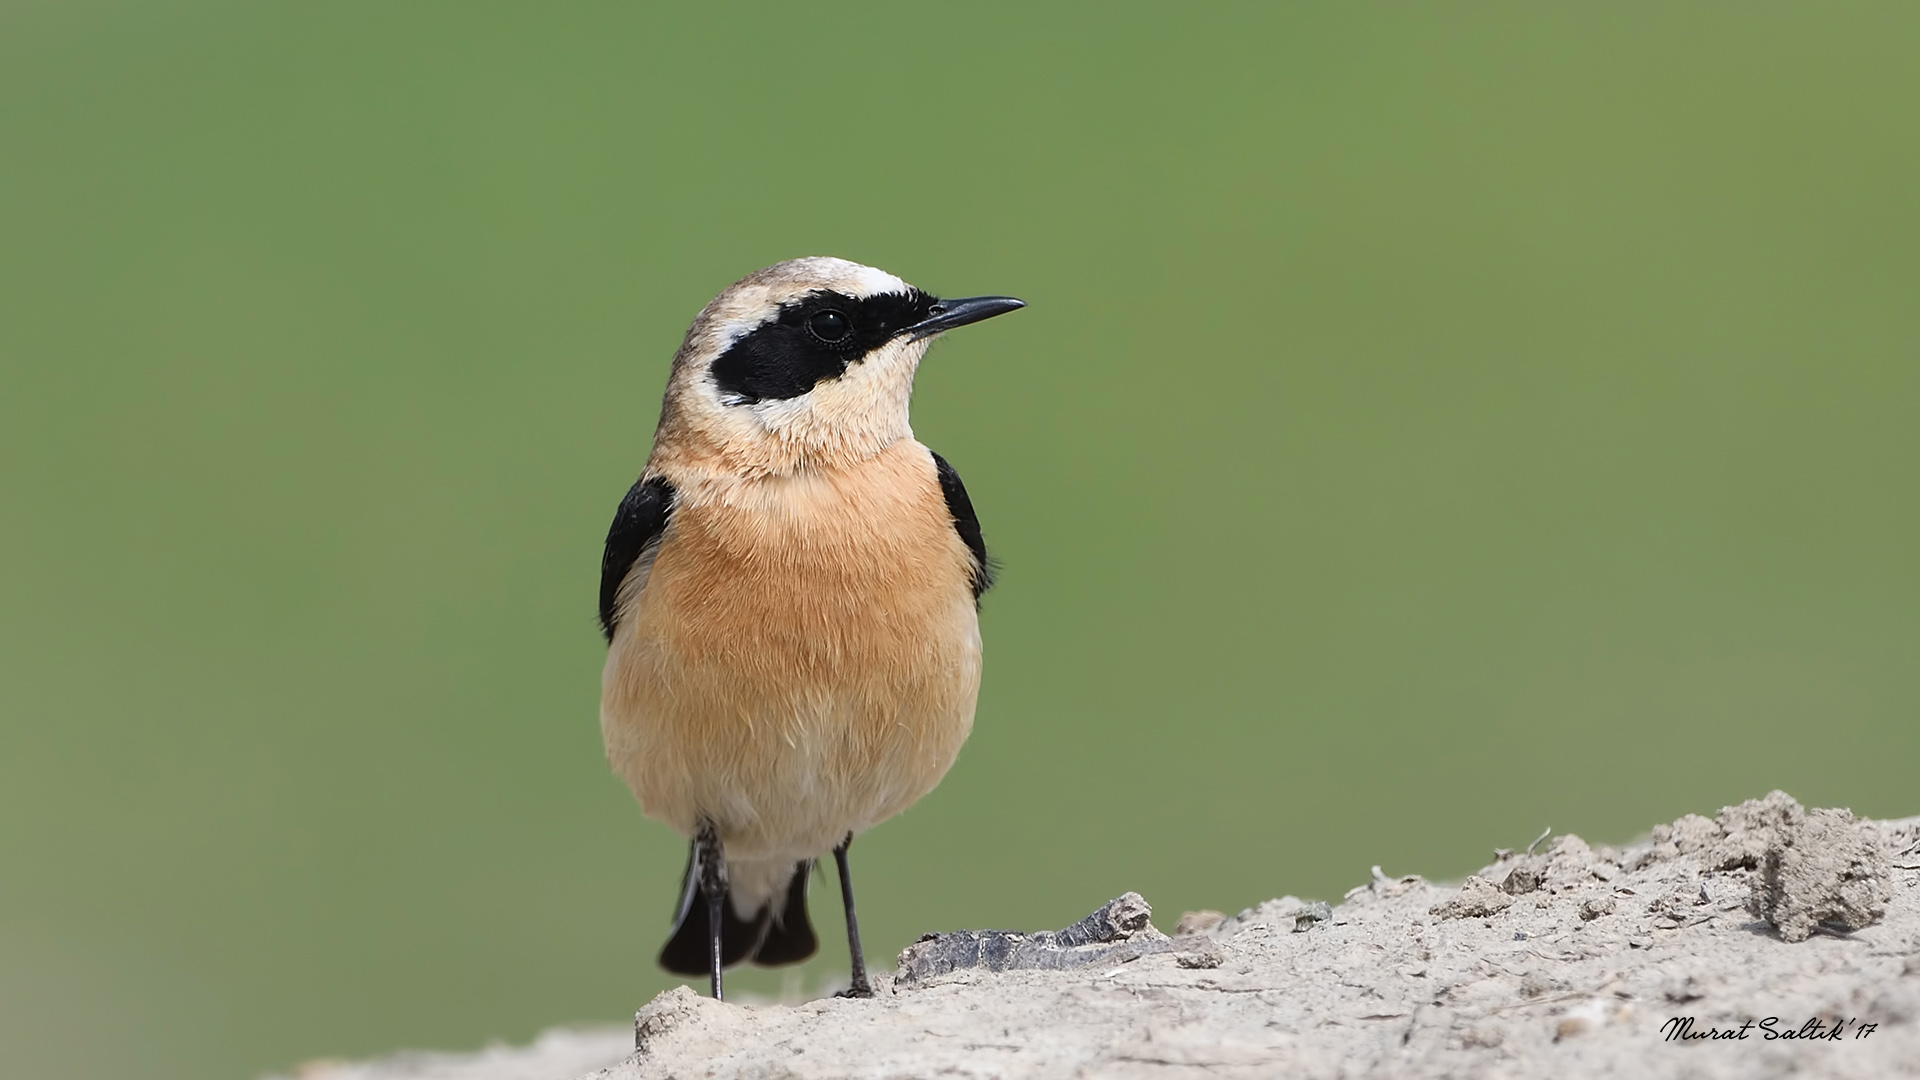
904;295;1026;341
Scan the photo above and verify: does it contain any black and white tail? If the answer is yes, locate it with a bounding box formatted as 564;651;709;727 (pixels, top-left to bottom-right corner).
656;844;818;976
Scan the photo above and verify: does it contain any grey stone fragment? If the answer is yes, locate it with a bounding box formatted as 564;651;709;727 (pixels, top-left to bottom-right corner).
1501;863;1545;895
1218;894;1315;935
1293;900;1333;931
1707;789;1805;871
1579;895;1616;921
1747;806;1891;942
894;892;1177;984
1429;875;1513;919
1668;814;1721;854
1176;947;1225;969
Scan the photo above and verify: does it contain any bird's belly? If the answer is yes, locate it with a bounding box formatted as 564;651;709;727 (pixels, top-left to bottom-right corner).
599;459;983;861
602;593;980;861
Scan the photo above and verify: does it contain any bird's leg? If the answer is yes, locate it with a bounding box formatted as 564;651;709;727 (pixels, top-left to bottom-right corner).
832;833;874;998
696;819;727;1001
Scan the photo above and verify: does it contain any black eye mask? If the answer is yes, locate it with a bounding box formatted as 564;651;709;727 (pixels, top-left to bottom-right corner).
709;289;936;404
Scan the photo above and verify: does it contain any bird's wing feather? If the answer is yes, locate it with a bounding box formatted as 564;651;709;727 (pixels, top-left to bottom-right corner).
599;476;676;641
928;450;992;600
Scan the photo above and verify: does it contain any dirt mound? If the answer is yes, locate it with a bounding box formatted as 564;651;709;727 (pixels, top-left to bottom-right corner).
285;793;1920;1080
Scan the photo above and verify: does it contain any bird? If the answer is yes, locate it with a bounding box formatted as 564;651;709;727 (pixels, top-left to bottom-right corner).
597;256;1023;1001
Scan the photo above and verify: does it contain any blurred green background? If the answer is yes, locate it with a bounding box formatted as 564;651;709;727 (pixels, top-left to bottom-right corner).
3;3;1917;1078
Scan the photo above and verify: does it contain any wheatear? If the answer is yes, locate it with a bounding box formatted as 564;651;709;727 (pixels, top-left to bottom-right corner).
597;257;1023;1000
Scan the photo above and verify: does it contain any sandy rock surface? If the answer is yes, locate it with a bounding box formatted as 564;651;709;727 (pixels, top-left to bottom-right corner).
282;793;1920;1080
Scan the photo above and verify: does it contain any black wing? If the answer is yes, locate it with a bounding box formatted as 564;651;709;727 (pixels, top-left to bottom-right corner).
929;450;992;601
599;476;676;642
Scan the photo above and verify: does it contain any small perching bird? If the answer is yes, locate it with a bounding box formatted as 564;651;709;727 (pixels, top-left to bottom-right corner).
598;257;1023;1000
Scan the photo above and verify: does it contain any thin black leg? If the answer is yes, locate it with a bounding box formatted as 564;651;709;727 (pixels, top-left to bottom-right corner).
833;833;874;997
696;820;727;1001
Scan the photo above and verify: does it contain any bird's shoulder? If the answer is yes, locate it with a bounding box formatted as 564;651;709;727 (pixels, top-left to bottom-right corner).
923;447;992;600
599;474;676;642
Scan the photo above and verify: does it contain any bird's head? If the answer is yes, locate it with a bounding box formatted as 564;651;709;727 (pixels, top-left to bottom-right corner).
650;257;1022;476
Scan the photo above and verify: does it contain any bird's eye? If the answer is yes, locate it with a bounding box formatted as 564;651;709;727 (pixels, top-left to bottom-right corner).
807;310;850;343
